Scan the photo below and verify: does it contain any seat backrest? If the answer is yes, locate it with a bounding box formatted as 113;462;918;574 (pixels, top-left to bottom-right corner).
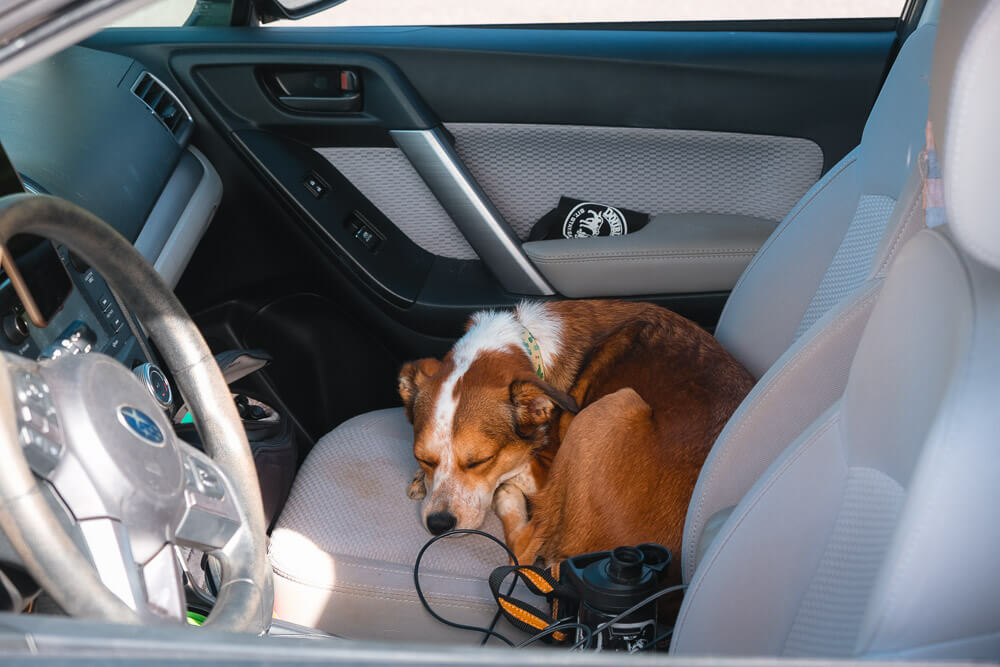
672;0;1000;658
681;20;936;582
716;25;936;379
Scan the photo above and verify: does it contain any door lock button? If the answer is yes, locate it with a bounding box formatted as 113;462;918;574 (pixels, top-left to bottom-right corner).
304;172;329;199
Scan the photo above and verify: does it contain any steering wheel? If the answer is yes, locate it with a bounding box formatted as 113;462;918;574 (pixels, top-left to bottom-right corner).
0;195;272;632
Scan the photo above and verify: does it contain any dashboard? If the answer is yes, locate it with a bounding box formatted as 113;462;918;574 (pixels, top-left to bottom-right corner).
0;43;223;605
0;242;149;368
0;44;223;393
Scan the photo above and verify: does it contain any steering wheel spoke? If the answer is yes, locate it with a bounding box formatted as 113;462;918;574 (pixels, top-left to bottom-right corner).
76;517;185;621
175;441;242;552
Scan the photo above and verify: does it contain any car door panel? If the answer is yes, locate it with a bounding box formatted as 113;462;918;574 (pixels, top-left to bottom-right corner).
442;123;821;251
85;22;897;338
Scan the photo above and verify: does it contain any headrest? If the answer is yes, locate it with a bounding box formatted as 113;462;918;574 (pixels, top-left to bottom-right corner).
929;0;1000;269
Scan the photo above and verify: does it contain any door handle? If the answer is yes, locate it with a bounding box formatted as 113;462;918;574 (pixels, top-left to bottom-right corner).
277;93;361;113
263;67;362;113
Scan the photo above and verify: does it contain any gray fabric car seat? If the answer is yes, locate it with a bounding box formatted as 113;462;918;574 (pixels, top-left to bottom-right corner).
682;21;937;582
268;15;940;644
673;1;1000;655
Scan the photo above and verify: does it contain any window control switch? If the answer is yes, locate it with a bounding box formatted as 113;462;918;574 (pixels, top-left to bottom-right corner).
347;214;382;252
353;223;380;251
304;172;329;199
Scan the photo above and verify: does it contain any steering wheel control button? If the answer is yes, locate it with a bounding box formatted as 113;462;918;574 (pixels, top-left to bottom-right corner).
183;458;199;489
11;370;63;474
133;363;172;409
18;426;61;474
14;370;49;403
118;406;166;446
20;404;59;438
190;458;225;500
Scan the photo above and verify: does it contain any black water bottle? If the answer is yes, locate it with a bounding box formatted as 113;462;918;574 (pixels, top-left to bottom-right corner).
563;543;671;651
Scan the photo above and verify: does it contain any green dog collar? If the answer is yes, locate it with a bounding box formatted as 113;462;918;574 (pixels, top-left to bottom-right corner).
519;327;545;380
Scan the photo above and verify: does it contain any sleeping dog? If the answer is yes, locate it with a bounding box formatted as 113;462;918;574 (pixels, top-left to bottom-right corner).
399;300;753;567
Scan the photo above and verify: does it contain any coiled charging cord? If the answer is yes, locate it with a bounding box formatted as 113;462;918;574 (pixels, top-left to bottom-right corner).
413;529;684;652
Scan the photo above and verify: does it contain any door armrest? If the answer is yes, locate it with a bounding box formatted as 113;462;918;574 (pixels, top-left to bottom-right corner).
522;213;775;298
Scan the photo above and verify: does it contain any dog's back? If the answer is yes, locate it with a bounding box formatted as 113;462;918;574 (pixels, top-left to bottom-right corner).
515;301;753;575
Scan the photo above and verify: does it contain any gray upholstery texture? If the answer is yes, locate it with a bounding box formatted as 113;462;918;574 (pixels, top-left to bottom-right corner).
681;23;936;582
269;409;519;643
682;167;927;583
673;225;1000;658
319;128;821;260
450;124;822;235
674;2;1000;656
715;24;936;379
781;467;905;657
316;147;477;260
522;213;775;297
793;194;896;339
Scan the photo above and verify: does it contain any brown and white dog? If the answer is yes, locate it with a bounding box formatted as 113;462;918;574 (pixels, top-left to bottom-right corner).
399;300;753;569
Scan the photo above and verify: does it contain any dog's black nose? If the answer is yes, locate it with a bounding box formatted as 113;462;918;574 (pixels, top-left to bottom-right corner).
427;511;457;535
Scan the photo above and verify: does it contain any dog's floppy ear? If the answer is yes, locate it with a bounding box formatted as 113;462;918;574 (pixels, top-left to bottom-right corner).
509;377;579;438
398;358;441;422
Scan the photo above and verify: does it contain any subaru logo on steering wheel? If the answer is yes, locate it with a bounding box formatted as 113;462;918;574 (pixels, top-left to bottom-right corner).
118;406;165;446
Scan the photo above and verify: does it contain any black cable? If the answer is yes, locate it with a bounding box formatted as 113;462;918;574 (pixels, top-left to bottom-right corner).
516;620;592;649
415;530;682;652
569;584;688;650
481;608;504;647
413;529;518;647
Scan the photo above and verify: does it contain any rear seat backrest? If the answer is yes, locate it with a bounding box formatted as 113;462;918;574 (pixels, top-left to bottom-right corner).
682;24;938;582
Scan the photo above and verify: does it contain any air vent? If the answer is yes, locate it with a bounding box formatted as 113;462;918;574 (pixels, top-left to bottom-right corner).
131;72;193;143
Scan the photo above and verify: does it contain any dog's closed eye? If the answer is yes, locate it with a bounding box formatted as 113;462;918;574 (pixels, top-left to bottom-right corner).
416;458;437;469
465;454;496;470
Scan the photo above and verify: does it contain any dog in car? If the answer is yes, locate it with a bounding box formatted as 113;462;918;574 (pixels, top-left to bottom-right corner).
399;300;753;567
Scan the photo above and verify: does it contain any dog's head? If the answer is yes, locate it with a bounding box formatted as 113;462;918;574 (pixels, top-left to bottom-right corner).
399;313;577;535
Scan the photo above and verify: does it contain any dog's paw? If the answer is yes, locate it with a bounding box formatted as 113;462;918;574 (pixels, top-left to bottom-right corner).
407;469;426;500
493;483;528;518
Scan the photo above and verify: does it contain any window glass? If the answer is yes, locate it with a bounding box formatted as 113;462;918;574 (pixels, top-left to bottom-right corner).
110;0;198;27
269;0;906;28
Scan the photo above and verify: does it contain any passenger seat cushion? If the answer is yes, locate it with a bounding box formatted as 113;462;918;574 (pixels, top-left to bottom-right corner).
269;408;514;640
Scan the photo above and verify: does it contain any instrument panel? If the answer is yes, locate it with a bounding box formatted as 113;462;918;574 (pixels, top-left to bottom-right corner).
0;243;151;372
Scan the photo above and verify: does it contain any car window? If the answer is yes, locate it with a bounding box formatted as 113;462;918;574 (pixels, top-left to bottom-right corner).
268;0;907;27
110;0;199;27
